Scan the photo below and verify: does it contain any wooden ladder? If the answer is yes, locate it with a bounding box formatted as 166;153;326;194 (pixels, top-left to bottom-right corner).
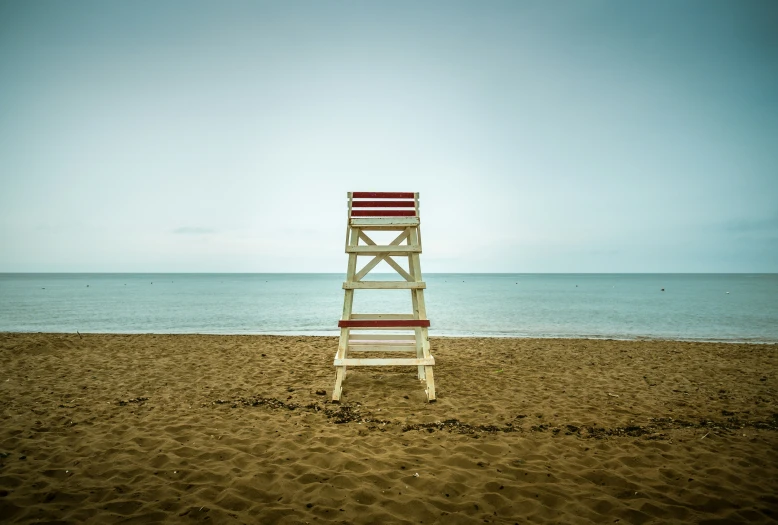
332;191;436;402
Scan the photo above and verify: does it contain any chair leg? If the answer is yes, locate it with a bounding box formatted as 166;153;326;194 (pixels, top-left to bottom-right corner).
415;327;426;380
424;366;436;402
332;367;345;402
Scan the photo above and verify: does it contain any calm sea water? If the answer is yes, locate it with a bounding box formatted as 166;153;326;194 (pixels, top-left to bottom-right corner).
1;273;777;342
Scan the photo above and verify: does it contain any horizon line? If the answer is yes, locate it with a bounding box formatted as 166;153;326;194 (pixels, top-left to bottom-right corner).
1;272;776;275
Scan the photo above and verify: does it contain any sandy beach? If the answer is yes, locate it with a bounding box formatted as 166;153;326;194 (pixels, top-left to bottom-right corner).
0;333;776;524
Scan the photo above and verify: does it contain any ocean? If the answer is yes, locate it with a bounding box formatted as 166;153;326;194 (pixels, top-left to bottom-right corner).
1;273;776;342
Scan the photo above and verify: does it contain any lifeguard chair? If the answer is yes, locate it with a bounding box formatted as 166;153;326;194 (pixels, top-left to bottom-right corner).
332;192;436;402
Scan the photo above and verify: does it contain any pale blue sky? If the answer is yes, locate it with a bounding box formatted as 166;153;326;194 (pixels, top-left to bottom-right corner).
1;0;776;272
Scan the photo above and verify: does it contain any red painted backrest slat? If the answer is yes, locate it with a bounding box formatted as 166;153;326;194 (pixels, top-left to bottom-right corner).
349;192;419;218
352;192;414;198
351;210;417;217
352;200;415;208
338;319;431;328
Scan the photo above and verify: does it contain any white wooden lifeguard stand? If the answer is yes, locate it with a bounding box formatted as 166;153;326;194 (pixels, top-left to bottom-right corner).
332;191;436;402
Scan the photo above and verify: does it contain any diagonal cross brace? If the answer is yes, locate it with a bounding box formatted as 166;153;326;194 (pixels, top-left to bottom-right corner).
355;229;413;281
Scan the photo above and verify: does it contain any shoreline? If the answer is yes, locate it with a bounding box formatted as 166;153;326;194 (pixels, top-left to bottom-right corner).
1;333;776;523
4;330;778;345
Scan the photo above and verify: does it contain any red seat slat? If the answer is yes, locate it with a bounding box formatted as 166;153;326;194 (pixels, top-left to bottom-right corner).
352;192;414;198
352;200;416;208
351;210;417;217
339;319;431;328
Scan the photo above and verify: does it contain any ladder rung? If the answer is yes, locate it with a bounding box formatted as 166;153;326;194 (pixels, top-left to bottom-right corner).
348;334;417;340
348;344;417;352
339;319;430;328
343;281;425;290
345;327;421;331
334;357;434;366
350;314;415;320
348;339;417;345
346;245;420;254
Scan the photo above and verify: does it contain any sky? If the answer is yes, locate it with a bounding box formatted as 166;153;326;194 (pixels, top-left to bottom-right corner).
1;0;776;273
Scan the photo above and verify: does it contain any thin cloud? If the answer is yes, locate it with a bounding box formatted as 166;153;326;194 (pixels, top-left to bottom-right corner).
720;214;778;234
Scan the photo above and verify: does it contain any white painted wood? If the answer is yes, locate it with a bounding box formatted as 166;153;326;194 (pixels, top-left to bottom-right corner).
350;217;420;227
348;344;417;352
351;226;413;232
349;341;416;347
355;230;415;281
348;334;416;340
346;227;359;278
347;246;421;254
424;366;436;401
408;228;424;281
416;325;425;380
384;257;413;282
333;223;360;401
354;254;413;281
354;255;385;281
334;191;435;402
348;338;417;343
408;230;421;378
409;225;431;381
333;367;345;401
354;229;411;281
358;229;409;246
350;313;416;320
334;357;435;366
345;193;353;252
343;281;426;290
345;326;423;331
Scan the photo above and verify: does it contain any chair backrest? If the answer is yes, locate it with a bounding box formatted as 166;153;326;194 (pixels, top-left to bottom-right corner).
348;192;419;217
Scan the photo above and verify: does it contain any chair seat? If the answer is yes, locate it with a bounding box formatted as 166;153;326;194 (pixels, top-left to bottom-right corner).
350;217;420;227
